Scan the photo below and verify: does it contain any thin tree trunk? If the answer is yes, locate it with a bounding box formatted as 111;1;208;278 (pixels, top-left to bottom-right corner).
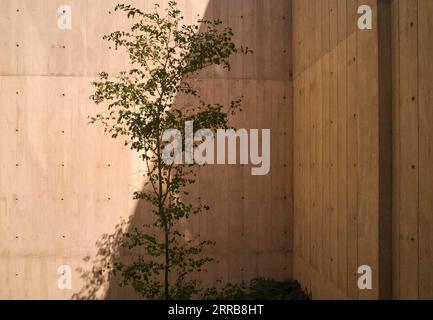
157;138;170;300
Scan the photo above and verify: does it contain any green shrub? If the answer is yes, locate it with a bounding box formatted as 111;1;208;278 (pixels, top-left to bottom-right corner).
203;278;310;300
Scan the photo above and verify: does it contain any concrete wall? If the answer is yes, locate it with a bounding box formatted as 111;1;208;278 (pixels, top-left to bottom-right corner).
0;0;293;299
292;0;433;300
292;0;392;299
5;0;433;301
391;0;433;300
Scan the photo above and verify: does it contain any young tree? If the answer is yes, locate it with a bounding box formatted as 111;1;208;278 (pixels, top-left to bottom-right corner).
89;1;251;299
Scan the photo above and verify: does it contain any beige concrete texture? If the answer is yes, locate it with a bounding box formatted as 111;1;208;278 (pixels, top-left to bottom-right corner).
0;0;293;299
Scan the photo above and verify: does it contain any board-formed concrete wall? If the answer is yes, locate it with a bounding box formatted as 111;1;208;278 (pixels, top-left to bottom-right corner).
0;0;293;299
391;0;433;300
292;0;392;299
292;0;433;300
5;0;432;301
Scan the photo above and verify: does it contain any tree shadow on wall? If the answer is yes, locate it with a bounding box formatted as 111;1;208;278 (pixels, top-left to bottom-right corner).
72;180;206;300
72;195;161;299
72;219;128;299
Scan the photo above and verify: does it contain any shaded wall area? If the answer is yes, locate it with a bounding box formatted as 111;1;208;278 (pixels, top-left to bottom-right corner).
292;0;433;300
0;0;293;299
292;0;392;299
